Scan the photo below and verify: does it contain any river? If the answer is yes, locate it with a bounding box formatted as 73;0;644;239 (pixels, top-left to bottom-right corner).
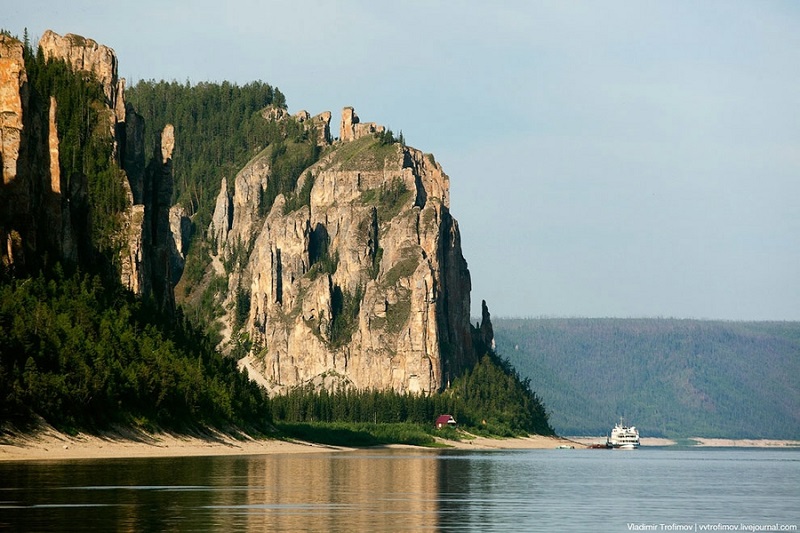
1;447;797;532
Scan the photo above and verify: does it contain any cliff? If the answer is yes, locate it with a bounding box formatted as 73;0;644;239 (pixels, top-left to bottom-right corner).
0;30;180;309
2;29;491;399
0;34;28;266
208;108;479;394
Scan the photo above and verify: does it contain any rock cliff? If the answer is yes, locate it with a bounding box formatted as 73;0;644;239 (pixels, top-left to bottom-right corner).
0;35;26;188
211;108;478;394
2;29;490;398
38;30;124;127
0;35;28;267
0;30;180;309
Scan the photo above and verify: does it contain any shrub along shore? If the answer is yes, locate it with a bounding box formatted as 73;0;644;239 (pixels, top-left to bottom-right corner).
0;422;576;462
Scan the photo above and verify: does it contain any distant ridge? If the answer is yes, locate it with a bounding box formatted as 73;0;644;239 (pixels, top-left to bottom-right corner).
493;318;800;439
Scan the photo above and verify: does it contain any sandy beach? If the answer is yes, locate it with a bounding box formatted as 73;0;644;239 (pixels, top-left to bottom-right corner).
685;437;800;447
5;427;796;462
0;425;355;462
0;425;580;462
435;433;582;450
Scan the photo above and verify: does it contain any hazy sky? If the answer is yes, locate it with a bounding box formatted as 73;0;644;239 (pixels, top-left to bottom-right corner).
6;1;799;320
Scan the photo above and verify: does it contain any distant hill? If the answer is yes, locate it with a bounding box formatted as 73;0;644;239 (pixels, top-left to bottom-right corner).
493;318;800;439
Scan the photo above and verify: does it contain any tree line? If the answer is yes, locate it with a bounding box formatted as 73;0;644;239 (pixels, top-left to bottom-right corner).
125;79;298;231
270;353;553;437
0;266;269;432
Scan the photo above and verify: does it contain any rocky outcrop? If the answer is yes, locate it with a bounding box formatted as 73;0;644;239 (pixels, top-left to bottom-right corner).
38;30;123;122
169;204;191;282
123;104;146;204
339;107;385;142
0;34;26;187
296;110;332;145
1;30;181;311
213;108;477;394
261;106;333;147
137;124;177;310
0;35;28;268
208;177;232;249
478;300;496;353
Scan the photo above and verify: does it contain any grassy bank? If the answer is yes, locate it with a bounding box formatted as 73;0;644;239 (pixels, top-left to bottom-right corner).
275;421;460;448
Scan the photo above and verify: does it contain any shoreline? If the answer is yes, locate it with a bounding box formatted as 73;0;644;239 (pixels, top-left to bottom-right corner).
4;429;798;462
0;426;353;462
0;426;579;462
568;436;800;448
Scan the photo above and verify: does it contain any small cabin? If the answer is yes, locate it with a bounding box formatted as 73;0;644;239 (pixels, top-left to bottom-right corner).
435;414;457;430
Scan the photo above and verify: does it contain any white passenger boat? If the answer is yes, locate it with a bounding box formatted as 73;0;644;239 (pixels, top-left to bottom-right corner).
606;418;640;449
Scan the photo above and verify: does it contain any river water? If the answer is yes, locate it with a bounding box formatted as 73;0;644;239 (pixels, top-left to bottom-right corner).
0;447;797;532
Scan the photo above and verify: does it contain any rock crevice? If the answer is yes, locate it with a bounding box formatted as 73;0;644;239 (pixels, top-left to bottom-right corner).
215;108;477;395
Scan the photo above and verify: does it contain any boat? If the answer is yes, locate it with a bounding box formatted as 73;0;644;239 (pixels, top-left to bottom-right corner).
606;418;640;449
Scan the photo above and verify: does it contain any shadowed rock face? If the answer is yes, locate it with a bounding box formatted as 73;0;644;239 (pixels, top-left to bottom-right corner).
0;30;181;310
211;108;478;395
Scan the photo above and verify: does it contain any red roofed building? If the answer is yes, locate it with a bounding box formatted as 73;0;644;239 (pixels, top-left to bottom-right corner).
435;414;457;429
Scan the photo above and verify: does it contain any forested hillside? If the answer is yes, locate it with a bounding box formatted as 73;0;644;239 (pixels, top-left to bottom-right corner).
493;318;800;439
2;29;553;439
125;80;322;333
126;79;288;226
0;266;269;432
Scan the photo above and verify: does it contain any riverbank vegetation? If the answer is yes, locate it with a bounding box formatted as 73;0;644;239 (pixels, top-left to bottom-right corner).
0;56;552;445
0;267;269;433
269;354;553;438
0;265;553;442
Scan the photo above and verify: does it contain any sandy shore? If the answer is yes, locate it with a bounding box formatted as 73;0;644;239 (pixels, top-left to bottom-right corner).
686;437;800;447
6;428;794;462
435;433;583;450
0;426;582;462
0;426;352;462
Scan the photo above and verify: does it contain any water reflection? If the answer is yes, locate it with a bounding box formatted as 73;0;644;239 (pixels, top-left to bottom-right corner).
231;450;441;531
1;448;798;532
0;449;448;531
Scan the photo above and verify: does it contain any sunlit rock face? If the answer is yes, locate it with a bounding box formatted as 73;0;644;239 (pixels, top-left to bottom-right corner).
213;108;477;395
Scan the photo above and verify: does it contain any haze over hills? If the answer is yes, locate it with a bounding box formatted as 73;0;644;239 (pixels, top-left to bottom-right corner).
493;318;800;439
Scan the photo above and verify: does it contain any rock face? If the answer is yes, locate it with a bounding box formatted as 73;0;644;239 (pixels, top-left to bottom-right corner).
213;108;477;394
0;30;181;309
0;35;26;187
3;29;487;398
339;106;385;142
38;30;123;124
120;121;180;309
0;35;28;267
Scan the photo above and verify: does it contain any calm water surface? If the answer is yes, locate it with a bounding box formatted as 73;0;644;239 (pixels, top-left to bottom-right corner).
0;447;797;532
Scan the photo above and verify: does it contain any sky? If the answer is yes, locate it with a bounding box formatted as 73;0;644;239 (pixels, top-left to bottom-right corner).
6;1;800;320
